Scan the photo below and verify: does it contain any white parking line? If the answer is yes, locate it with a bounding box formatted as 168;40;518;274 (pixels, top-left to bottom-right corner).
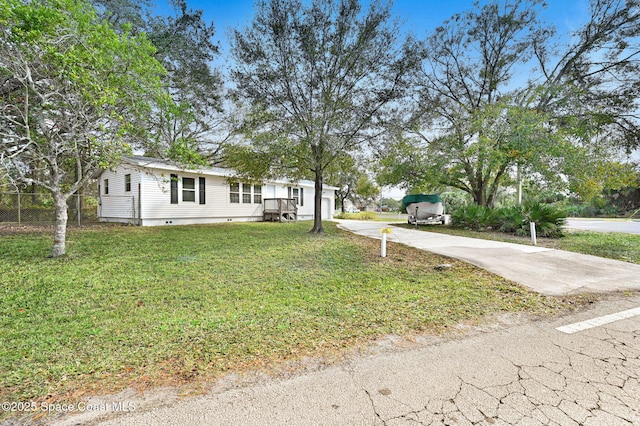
556;307;640;334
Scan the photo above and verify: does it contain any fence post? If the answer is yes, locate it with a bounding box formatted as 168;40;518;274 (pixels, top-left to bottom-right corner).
17;192;21;225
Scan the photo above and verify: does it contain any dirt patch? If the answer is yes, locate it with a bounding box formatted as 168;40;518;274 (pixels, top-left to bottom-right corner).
0;223;127;236
0;224;55;235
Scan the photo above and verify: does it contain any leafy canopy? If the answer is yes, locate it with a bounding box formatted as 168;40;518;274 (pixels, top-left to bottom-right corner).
0;0;168;256
378;0;640;206
228;0;420;232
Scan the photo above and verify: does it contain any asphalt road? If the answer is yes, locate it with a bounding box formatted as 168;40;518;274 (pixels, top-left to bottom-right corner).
45;295;640;426
565;218;640;234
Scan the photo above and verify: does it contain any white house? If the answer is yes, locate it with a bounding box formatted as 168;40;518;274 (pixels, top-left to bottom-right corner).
97;156;337;226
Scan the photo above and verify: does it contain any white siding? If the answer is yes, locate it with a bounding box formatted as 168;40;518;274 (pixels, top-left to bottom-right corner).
264;185;276;198
98;165;140;223
138;168;263;225
97;160;337;226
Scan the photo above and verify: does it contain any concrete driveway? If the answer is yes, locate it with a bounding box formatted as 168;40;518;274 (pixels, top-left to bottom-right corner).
336;221;640;296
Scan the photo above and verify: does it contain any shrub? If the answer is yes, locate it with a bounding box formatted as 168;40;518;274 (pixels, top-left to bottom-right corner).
450;202;567;238
491;205;525;234
524;202;567;238
451;204;493;231
563;203;595;217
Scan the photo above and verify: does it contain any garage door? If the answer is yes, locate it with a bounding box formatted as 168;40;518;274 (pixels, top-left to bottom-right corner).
321;198;332;219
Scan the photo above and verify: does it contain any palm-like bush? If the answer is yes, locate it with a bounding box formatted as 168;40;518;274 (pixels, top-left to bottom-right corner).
451;202;566;237
524;202;567;238
492;206;526;234
451;204;494;230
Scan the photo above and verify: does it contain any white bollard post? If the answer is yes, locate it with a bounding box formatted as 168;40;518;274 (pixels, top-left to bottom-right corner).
530;221;537;246
380;228;391;257
381;233;387;258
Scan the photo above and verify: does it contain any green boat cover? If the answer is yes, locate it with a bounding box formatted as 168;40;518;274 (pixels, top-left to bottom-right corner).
402;194;442;210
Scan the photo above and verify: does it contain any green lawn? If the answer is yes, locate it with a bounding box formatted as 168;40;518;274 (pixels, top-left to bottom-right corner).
398;224;640;264
0;222;591;405
556;231;640;264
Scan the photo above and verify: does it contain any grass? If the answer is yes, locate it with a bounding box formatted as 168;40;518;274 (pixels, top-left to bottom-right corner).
398;224;640;264
0;222;593;408
334;211;378;220
556;231;640;264
334;211;407;222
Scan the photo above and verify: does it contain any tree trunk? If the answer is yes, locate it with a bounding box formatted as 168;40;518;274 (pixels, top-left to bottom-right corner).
310;171;324;233
473;187;487;207
340;194;348;213
50;191;68;257
31;182;38;205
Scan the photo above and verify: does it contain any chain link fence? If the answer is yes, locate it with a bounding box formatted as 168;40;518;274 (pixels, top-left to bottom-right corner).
0;192;99;226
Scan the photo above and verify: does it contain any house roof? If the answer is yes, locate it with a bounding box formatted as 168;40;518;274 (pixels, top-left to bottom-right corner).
122;156;338;190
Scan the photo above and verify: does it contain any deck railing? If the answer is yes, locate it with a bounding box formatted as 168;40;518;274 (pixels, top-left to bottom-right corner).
264;198;296;212
263;198;297;222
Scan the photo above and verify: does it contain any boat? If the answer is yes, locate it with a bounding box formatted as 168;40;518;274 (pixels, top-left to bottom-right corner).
402;194;445;225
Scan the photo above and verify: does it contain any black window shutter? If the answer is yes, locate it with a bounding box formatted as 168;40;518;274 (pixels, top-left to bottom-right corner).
170;174;178;204
300;188;303;206
199;177;206;204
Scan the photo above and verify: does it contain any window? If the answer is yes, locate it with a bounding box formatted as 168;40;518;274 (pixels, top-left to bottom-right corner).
170;174;178;204
288;187;303;206
182;177;195;202
104;179;109;195
231;183;263;204
199;177;206;204
242;183;252;203
253;185;262;204
230;182;240;203
124;174;131;192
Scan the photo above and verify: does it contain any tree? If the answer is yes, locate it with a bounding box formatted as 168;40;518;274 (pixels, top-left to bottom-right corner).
0;0;167;257
327;157;380;211
379;0;556;206
228;0;420;233
529;0;640;151
353;174;380;210
380;0;640;206
92;0;225;165
382;197;401;212
326;155;359;213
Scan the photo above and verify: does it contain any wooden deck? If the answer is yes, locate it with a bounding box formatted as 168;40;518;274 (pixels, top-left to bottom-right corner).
263;198;297;222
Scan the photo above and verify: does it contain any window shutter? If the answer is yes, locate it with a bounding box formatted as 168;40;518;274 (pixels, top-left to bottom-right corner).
199;177;206;204
300;188;303;206
170;174;178;204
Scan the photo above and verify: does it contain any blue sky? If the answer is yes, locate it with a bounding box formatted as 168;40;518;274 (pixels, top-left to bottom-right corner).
157;0;591;64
